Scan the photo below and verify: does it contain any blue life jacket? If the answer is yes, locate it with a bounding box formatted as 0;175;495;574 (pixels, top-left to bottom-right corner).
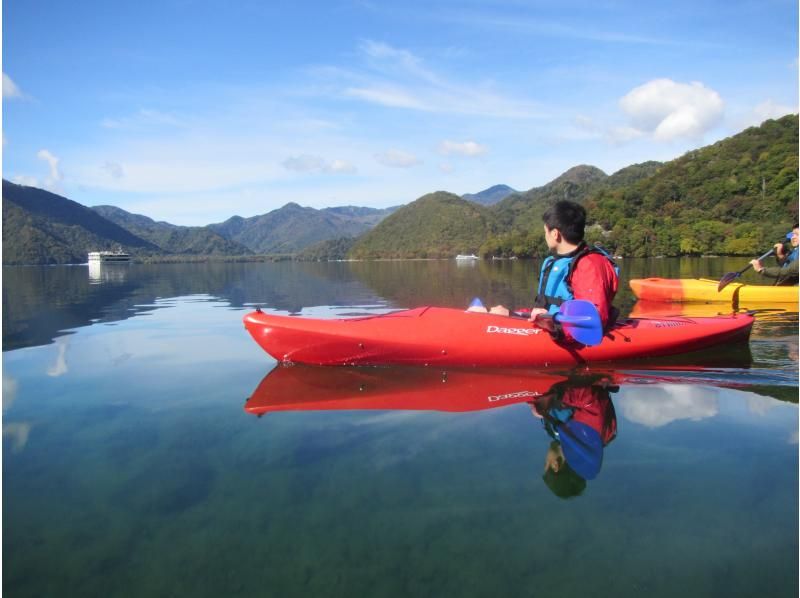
783;247;798;266
534;243;619;316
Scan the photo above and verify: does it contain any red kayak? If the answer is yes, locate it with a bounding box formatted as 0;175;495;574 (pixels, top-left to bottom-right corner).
243;307;754;367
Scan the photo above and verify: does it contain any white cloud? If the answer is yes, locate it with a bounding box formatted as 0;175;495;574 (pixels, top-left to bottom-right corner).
439;140;487;156
738;99;797;129
101;108;185;130
2;73;22;99
345;86;429;110
102;161;125;179
3;373;18;411
282;154;356;174
619;385;719;428
606;125;645;144
329;41;543;118
47;336;70;377
3;422;32;452
619;78;724;141
374;149;420;168
12;149;64;192
12;175;40;187
283;154;327;173
359;40;438;83
329;159;357;174
37;149;63;189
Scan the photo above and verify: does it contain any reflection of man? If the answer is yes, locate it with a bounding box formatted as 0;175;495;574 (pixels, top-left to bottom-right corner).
530;376;618;499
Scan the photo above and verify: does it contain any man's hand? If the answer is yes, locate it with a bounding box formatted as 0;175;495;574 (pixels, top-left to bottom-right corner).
750;259;764;273
533;313;558;333
528;307;548;322
774;243;787;258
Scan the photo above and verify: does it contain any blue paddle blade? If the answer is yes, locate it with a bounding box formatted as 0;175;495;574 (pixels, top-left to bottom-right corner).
555;300;603;346
786;231;794;240
558;420;603;480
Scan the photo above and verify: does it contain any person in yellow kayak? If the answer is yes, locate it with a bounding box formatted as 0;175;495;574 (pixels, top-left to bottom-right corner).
750;225;799;286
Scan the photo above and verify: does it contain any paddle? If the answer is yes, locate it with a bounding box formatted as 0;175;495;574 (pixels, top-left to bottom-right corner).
468;297;603;346
557;419;604;480
550;300;604;346
717;248;775;292
519;300;603;346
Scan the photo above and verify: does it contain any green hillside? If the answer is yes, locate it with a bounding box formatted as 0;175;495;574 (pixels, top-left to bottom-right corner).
297;237;357;261
349;192;498;259
586;114;798;257
2;180;158;265
481;165;608;257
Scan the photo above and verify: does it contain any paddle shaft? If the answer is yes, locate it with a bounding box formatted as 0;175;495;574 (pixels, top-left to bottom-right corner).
718;248;776;291
737;248;775;276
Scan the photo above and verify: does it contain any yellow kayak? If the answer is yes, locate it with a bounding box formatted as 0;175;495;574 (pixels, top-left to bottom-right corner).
629;278;798;304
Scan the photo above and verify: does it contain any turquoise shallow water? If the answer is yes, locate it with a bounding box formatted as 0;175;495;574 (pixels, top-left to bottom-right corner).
3;260;798;597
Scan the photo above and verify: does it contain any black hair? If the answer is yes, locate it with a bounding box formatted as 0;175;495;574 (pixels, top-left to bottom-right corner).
542;441;587;499
542;200;586;244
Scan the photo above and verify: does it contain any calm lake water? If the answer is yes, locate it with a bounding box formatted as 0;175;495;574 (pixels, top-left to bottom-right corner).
3;258;798;597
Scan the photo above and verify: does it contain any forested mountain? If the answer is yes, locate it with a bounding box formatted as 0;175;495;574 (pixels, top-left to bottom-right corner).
92;205;251;255
2;181;395;264
462;184;517;205
477;165;608;257
349;191;498;259
477;116;797;258
603;161;663;189
209;203;395;254
297;237;357;261
586;114;798;257
479;161;666;257
2;180;158;265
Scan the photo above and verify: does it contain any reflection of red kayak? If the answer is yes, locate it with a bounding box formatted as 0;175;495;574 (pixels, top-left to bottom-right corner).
244;364;767;417
243;307;754;367
245;366;568;415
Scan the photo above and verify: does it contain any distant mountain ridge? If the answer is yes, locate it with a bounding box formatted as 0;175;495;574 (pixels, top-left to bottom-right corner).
209;203;396;254
462;184;517;205
92;205;252;256
2;181;395;264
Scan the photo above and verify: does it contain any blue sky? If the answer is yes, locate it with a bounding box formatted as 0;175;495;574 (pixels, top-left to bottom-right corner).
3;0;797;225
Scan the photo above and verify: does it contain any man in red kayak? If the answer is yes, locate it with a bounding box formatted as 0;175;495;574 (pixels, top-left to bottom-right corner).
528;200;619;335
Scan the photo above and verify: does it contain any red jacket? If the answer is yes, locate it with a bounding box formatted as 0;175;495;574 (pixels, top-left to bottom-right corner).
570;253;619;329
560;385;617;446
